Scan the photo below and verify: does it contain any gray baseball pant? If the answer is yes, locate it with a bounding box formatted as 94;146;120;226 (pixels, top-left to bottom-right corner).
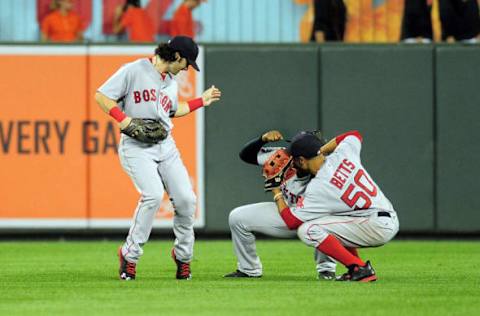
297;211;399;249
228;202;336;277
118;135;196;263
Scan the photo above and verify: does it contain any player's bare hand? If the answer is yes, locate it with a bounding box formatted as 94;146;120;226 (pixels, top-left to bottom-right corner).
261;130;283;142
202;85;222;106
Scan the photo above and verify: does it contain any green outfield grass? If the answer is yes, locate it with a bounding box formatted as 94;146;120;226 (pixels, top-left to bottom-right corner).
1;240;479;316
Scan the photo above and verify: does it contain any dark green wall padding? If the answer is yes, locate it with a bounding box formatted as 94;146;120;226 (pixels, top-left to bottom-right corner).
436;47;480;232
202;44;480;234
320;46;434;231
204;46;320;231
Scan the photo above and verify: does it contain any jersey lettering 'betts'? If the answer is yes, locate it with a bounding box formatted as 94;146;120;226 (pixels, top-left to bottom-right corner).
330;158;355;189
97;58;178;132
288;134;394;223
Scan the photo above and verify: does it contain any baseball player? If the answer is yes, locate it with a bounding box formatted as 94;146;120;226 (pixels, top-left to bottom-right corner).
268;130;399;282
224;130;337;279
94;36;221;281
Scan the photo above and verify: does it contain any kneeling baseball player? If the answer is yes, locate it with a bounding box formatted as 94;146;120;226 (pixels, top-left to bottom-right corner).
225;130;337;279
269;130;399;282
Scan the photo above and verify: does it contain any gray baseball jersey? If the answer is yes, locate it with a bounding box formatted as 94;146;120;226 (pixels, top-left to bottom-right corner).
293;133;399;250
289;135;395;223
98;57;196;265
98;58;178;131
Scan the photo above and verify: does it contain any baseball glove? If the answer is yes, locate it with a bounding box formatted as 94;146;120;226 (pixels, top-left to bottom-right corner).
262;149;293;191
121;118;168;144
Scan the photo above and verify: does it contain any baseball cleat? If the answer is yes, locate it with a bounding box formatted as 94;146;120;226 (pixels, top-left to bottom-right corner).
171;249;192;280
336;260;377;282
335;271;351;281
118;247;136;281
318;271;336;281
223;270;262;278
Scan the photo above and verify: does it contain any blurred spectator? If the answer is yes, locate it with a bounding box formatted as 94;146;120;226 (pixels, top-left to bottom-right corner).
310;0;346;42
401;0;433;43
401;0;480;43
295;0;315;43
439;0;480;43
170;0;204;39
113;0;155;42
41;0;83;42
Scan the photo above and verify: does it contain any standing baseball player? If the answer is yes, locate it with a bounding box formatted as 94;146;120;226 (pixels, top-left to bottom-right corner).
268;130;399;282
95;36;221;281
224;130;337;279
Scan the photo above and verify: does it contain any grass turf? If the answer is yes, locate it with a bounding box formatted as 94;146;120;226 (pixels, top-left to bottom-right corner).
1;240;480;316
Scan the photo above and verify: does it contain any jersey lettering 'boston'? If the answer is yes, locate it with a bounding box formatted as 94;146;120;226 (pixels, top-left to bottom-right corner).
132;89;173;114
159;91;173;113
330;158;355;190
281;186;302;205
132;89;157;103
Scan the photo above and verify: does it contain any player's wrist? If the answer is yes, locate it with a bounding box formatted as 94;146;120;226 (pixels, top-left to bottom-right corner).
187;98;204;112
118;116;131;130
272;188;282;195
273;192;283;202
109;106;127;122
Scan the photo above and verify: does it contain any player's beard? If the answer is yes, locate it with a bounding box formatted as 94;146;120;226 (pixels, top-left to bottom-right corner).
296;169;310;178
170;67;182;76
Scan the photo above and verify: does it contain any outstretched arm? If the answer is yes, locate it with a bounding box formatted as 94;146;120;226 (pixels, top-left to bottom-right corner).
174;85;222;117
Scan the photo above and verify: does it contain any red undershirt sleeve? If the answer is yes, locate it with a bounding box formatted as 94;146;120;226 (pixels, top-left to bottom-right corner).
280;207;304;230
335;130;363;144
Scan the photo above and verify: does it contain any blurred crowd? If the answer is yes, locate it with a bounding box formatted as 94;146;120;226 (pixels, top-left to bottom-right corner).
309;0;480;43
38;0;480;44
401;0;480;43
40;0;205;43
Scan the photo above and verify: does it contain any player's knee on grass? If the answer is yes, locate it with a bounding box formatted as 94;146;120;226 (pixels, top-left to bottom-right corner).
297;222;329;248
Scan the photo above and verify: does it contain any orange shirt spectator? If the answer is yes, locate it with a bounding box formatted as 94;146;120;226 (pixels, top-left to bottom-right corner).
170;0;203;39
41;0;83;42
120;7;155;42
170;3;195;38
114;2;155;43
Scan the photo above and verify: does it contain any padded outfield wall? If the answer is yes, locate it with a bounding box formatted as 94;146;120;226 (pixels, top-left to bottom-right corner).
0;44;478;234
0;45;206;231
204;44;480;234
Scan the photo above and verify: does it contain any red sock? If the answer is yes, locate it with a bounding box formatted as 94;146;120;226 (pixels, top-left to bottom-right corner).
346;247;359;258
317;235;365;267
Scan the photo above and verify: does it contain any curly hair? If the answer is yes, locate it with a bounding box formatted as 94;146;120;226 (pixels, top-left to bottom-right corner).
154;43;177;62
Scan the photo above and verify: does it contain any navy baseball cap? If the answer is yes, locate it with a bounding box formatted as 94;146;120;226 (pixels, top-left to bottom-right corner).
287;131;326;159
168;36;200;71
